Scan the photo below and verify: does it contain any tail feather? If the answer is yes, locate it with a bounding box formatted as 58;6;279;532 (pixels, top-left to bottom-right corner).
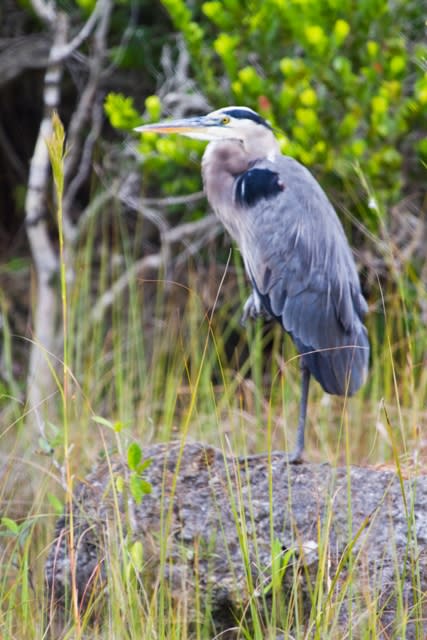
295;324;369;396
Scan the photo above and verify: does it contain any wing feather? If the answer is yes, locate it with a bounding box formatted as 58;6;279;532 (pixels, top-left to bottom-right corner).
238;155;369;396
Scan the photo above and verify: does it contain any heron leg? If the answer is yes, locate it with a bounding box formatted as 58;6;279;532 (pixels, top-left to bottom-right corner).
287;364;310;463
237;364;311;465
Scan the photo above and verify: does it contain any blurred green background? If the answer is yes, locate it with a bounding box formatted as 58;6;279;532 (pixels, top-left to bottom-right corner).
0;0;426;636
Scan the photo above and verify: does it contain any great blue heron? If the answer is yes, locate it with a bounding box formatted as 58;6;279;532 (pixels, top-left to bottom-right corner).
136;106;370;461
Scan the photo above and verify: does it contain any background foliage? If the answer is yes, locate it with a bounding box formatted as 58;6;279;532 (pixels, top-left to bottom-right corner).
109;0;427;212
0;0;425;454
105;0;427;417
0;0;426;636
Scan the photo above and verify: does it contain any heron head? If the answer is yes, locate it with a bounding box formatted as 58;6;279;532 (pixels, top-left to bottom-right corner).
135;106;279;158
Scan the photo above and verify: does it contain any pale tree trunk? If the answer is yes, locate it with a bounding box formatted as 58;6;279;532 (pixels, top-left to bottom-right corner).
24;0;112;426
21;0;220;431
25;13;68;418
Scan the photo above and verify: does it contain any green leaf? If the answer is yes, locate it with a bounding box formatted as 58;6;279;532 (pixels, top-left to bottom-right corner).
75;0;96;11
127;442;142;471
1;517;20;535
47;493;64;516
104;92;140;130
116;475;125;493
333;19;350;44
145;95;162;121
299;87;317;107
129;473;152;504
138;458;153;474
92;415;115;429
263;538;295;595
304;25;327;51
130;540;144;571
389;55;406;76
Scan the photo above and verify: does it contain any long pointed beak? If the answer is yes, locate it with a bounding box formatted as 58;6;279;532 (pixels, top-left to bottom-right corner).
134;115;227;142
135;116;210;135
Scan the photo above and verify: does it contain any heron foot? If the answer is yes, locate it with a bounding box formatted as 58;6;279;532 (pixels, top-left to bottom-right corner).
237;449;303;465
240;292;272;326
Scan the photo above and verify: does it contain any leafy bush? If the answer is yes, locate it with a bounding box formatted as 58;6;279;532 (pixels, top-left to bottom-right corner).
106;92;206;199
119;0;426;224
104;0;427;394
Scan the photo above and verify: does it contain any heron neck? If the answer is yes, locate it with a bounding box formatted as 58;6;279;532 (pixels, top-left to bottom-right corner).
243;132;280;162
201;141;251;241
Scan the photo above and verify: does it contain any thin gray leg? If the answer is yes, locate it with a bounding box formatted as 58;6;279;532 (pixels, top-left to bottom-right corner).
238;364;311;465
287;364;310;462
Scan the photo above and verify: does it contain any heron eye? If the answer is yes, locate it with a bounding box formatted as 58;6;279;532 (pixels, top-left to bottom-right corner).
221;116;230;125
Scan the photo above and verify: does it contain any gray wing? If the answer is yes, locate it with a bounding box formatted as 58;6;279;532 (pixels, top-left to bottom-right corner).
237;155;369;397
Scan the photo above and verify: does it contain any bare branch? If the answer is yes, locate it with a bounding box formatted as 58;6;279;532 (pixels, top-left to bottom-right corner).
76;185;118;238
0;0;109;90
90;253;163;324
164;214;219;244
100;3;138;78
118;190;170;236
25;13;68;267
174;221;222;269
63;0;112;199
142;191;205;207
88;214;221;325
29;0;109;60
157;37;211;118
30;0;56;25
62;97;105;239
49;0;110;64
20;0;114;434
0;34;52;88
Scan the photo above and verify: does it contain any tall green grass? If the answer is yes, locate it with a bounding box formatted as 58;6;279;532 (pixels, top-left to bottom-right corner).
0;120;426;638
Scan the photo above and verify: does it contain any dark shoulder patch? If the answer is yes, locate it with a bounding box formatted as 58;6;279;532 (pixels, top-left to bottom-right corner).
235;168;284;208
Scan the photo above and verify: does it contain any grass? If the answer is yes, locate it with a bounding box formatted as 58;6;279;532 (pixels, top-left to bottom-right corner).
0;125;426;639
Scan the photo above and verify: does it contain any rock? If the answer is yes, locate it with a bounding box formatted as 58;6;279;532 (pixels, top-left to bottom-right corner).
45;441;427;638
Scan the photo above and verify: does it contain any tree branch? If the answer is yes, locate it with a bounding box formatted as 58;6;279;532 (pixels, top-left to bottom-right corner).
58;0;112;278
158;37;211;117
89;253;163;324
0;34;52;88
141;191;205;207
30;0;56;25
62;96;104;240
30;0;109;61
75;185;118;239
24;12;68;417
88;214;220;324
50;0;109;64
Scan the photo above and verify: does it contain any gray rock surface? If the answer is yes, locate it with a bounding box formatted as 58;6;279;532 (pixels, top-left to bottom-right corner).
45;441;427;637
